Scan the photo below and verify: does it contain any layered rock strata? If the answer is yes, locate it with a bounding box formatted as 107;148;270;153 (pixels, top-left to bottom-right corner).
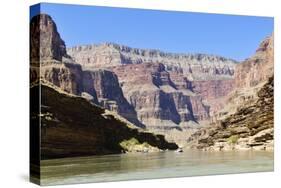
35;83;178;159
67;42;237;81
31;14;142;127
188;34;274;150
32;14;238;131
188;76;273;151
31;14;273;149
30;14;69;63
67;40;238;128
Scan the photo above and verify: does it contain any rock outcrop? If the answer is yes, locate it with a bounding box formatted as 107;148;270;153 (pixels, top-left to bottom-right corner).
188;76;273;151
188;34;274;150
213;34;274;122
191;79;235;116
235;35;274;88
82;69;143;127
35;83;178;159
30;14;69;63
40;65;143;126
40;62;84;95
110;63;197;129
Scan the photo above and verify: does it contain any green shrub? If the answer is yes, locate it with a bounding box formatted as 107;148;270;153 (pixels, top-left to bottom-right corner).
227;135;239;145
119;138;153;152
120;138;140;149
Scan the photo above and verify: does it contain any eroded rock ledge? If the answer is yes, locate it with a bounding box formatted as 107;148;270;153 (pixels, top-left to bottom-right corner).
188;76;274;151
32;83;178;159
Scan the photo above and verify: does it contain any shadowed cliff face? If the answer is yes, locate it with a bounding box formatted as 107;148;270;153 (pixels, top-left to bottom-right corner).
36;84;178;159
82;69;144;127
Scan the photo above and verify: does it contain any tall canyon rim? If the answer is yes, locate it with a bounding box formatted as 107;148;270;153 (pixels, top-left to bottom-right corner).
32;13;273;151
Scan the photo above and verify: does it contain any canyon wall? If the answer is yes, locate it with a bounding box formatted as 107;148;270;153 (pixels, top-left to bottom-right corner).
33;14;238;132
67;39;238;130
188;34;274;150
67;42;237;81
37;84;178;159
31;14;179;159
235;35;274;88
31;14;142;127
189;76;273;151
32;14;273;148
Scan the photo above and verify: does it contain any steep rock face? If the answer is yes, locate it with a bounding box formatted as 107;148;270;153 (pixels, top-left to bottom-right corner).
40;62;84;95
40;65;142;127
167;69;211;122
188;34;274;150
110;63;198;129
235;35;273;88
30;14;83;97
67;43;237;81
213;34;274;122
30;14;143;127
35;84;178;159
189;76;273;151
82;69;142;127
192;79;235;101
30;14;69;62
191;79;235;115
67;43;238;127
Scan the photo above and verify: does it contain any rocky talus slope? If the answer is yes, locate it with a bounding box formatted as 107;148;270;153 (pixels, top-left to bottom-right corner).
188;76;273;151
34;83;178;159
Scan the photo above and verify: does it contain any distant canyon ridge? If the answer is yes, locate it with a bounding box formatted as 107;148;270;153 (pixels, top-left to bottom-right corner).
31;14;273;148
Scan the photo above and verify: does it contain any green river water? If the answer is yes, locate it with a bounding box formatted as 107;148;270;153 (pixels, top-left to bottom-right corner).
40;150;273;185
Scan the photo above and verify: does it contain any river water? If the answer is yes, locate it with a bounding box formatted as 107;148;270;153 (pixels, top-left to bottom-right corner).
40;150;273;185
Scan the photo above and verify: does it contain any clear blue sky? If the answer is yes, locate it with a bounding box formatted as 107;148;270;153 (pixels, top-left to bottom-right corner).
31;3;273;61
